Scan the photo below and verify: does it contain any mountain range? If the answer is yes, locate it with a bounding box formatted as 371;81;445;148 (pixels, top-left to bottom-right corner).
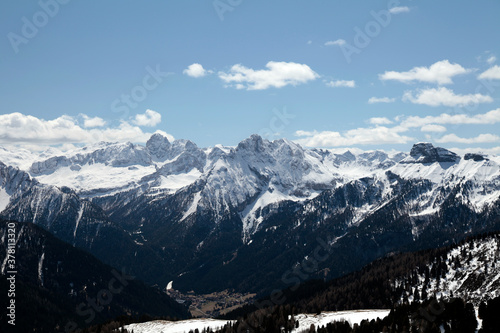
1;134;499;295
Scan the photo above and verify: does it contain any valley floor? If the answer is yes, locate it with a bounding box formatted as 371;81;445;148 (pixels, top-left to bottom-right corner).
167;289;256;318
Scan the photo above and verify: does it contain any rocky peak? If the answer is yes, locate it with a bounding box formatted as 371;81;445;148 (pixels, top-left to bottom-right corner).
405;143;461;164
359;151;388;162
146;133;171;159
333;151;357;164
236;134;266;153
464;153;488;162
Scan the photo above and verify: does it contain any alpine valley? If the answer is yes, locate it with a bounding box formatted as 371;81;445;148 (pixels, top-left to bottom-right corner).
1;133;500;301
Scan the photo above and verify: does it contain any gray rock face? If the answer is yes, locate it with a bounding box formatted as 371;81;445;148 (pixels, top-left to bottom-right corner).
464;153;488;162
404;142;461;163
146;133;172;159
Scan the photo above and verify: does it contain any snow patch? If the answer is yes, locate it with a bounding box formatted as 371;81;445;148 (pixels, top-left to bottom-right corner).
0;188;11;212
73;203;84;238
181;191;202;221
38;252;45;286
35;163;156;193
240;187;310;240
154;169;202;191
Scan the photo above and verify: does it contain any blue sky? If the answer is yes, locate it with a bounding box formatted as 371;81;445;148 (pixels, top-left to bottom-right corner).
1;0;500;153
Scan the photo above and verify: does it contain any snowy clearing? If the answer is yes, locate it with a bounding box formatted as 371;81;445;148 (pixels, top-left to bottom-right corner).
123;318;234;333
292;310;391;332
122;310;391;333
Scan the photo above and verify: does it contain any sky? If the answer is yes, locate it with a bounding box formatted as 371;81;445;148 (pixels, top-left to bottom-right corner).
1;0;500;154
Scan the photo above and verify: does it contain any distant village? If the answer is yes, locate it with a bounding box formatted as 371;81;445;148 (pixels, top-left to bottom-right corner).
165;282;255;318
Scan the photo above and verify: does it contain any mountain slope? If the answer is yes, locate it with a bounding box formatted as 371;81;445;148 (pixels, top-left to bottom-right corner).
0;219;189;333
393;233;500;306
0;162;178;286
220;232;500;327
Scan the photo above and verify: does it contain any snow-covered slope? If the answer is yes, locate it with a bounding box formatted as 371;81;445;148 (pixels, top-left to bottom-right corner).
390;143;500;213
122;310;391;333
29;141;156;194
394;234;500;306
292;310;390;333
0;161;111;243
0;220;190;330
0;161;33;211
124;318;234;333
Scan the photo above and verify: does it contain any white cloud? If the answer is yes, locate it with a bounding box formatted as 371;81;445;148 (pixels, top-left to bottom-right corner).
368;97;396;104
478;65;500;80
307;40;313;45
369;117;393;125
436;133;500;144
402;87;493;107
400;108;500;129
326;80;355;88
324;39;346;46
379;60;470;85
183;63;211;78
450;146;500;155
487;56;497;65
81;114;106;128
218;61;319;90
294;126;413;147
420;124;447;132
389;6;410;14
0;112;172;149
132;109;162;127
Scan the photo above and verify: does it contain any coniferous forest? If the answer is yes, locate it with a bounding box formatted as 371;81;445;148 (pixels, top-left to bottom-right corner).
81;232;500;333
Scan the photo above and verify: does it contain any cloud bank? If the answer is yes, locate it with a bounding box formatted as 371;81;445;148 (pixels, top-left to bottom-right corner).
0;110;172;150
294;109;500;147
